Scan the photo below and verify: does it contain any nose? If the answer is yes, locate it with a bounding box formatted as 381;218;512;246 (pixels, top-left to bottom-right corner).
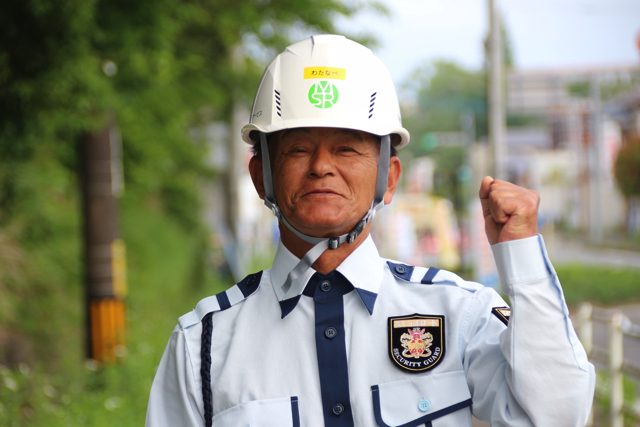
308;146;335;177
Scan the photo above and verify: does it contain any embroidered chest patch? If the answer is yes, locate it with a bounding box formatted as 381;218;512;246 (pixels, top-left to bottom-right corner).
388;314;445;373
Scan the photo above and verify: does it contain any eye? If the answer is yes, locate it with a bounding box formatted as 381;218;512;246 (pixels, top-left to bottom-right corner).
287;145;308;154
337;146;356;153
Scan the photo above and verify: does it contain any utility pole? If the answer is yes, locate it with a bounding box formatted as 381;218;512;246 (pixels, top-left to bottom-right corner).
589;77;604;243
81;119;127;363
488;0;506;180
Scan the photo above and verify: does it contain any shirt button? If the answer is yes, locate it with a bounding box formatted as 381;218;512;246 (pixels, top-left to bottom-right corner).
418;399;431;412
332;403;345;415
395;265;406;274
320;280;332;292
325;327;338;339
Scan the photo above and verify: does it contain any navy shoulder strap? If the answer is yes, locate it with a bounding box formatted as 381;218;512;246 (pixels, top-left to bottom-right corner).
200;312;214;427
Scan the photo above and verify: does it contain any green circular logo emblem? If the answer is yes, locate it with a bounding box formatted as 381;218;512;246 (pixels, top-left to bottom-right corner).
308;81;339;109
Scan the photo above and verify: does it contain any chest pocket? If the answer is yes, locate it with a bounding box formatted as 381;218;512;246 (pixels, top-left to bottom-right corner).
212;396;300;427
371;371;472;427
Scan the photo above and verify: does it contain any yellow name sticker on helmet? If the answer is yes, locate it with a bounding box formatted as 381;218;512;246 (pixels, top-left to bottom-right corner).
304;67;346;80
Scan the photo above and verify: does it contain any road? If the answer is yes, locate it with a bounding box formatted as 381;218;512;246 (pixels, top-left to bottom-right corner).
544;233;640;270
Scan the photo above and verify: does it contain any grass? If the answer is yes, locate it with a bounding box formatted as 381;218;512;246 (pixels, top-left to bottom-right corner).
593;371;640;427
555;264;640;307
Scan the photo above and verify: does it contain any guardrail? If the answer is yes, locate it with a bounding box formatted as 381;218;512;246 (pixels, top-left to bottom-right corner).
576;302;640;427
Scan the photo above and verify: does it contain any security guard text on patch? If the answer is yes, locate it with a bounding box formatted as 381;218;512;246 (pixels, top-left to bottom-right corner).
388;314;445;373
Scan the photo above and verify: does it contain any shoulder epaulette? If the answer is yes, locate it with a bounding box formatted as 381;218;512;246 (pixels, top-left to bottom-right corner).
178;271;263;329
386;261;482;292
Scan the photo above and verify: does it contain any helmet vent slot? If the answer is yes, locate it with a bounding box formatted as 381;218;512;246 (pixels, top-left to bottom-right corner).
275;90;282;117
368;92;377;119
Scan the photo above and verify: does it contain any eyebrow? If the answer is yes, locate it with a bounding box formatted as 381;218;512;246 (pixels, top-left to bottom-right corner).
282;128;310;138
281;128;364;142
334;129;363;141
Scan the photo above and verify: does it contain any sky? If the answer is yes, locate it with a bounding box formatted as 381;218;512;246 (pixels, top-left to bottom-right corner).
337;0;640;86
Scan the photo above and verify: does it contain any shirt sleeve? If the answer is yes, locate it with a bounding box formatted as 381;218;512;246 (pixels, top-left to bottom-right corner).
463;234;595;426
146;325;205;427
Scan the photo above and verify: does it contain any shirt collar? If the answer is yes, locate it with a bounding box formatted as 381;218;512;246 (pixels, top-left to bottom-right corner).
270;235;384;318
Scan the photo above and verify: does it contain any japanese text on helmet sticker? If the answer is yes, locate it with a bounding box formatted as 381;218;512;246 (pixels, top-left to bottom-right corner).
303;67;346;80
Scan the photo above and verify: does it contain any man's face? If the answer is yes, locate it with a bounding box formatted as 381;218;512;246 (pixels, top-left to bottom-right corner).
268;127;381;238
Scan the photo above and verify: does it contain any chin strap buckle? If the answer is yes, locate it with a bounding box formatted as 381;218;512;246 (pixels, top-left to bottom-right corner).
328;237;341;250
347;219;367;244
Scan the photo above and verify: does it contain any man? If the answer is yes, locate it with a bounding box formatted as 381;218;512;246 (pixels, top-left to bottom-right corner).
147;35;595;426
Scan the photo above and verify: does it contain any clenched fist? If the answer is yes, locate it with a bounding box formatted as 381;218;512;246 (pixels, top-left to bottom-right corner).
479;176;540;245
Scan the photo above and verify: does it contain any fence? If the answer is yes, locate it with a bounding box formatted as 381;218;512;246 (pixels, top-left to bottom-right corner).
576;302;640;427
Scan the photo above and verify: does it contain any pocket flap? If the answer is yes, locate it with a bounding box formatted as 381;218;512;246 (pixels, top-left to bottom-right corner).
212;396;300;427
371;371;471;427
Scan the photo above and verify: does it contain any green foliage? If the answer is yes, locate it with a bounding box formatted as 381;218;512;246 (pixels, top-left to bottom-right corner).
400;61;486;211
0;0;375;306
0;0;372;228
0;145;83;372
593;370;639;426
481;21;515;71
428;146;467;211
0;200;226;426
0;1;383;424
506;113;545;128
568;81;591;98
555;264;640;307
601;71;640;101
403;61;488;143
567;73;640;102
401;22;517;150
614;137;640;198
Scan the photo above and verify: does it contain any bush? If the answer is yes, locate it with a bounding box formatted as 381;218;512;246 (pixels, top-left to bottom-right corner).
0;202;228;426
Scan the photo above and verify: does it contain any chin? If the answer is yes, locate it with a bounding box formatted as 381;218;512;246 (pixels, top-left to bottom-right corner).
291;216;352;237
285;204;366;235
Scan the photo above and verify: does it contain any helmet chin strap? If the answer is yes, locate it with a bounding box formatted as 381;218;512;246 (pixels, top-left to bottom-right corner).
259;132;391;295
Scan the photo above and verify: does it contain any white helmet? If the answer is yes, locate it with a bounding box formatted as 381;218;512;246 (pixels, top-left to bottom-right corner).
241;34;410;148
243;35;409;300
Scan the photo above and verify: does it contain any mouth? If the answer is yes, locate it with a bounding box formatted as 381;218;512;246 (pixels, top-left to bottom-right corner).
303;188;342;197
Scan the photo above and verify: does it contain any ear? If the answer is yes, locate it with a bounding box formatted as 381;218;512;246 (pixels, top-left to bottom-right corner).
249;156;266;200
383;156;402;205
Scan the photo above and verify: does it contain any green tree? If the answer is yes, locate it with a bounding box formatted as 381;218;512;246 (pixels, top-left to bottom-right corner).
0;0;382;371
0;3;389;423
399;61;485;212
403;61;488;145
614;136;640;198
0;0;377;225
398;23;531;211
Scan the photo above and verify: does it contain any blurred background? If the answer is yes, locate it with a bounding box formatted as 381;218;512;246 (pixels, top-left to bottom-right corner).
0;0;639;425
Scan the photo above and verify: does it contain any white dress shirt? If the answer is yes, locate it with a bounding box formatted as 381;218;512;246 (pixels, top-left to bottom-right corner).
146;234;595;427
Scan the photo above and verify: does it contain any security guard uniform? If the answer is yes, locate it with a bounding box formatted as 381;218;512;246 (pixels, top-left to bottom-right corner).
146;234;595;426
